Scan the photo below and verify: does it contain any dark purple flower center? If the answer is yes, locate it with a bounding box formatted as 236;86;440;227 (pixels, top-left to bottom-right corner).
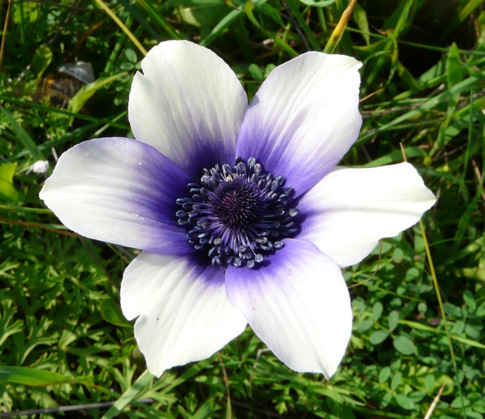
176;157;300;268
213;178;262;228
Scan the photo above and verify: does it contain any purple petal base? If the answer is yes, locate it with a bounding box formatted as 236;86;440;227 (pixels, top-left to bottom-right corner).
40;137;194;255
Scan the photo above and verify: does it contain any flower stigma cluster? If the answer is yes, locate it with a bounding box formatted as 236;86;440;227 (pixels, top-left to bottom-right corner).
176;157;300;268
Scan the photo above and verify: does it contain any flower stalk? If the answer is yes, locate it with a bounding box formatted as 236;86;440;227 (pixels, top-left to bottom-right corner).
323;0;359;54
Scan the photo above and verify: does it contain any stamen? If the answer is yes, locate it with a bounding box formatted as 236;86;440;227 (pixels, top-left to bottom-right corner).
176;157;300;268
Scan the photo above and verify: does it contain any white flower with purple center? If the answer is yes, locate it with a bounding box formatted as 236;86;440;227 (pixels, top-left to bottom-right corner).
40;41;436;379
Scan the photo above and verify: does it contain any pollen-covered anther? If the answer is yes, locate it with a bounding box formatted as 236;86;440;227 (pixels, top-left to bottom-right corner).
176;157;300;268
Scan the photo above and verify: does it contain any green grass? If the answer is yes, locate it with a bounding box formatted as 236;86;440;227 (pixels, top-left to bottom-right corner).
1;0;484;417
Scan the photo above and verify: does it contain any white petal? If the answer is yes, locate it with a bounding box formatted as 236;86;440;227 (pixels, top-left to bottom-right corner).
299;162;437;267
225;239;352;379
121;252;247;377
40;138;193;255
129;40;248;174
236;52;362;196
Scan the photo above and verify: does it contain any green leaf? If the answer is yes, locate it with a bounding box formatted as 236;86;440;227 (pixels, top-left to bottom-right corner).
264;64;276;78
393;336;416;355
451;396;471;408
388;311;399;332
100;298;130;327
125;48;138;63
199;6;245;47
379;367;391;383
192;400;215;419
356;319;374;333
463;290;477;312
102;370;154;418
447;43;466;89
283;0;320;50
465;324;480;340
249;63;264;81
392;247;404;263
424;374;435;391
409;390;426;403
136;0;183;40
384;0;423;38
0;366;75;386
395;394;415;410
259;2;285;27
31;45;53;82
434;375;454;395
370;330;389;345
68;72;128;114
372;302;383;322
443;302;463;319
0;163;20;202
363;147;427;167
391;372;402;390
0;106;44;160
352;3;370;45
359;74;485;145
298;0;337;7
458;0;485;23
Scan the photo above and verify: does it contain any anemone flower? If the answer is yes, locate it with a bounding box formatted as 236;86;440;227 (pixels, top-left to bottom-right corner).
40;40;436;379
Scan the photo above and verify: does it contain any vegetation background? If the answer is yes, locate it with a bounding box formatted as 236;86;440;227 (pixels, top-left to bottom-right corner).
0;0;484;417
